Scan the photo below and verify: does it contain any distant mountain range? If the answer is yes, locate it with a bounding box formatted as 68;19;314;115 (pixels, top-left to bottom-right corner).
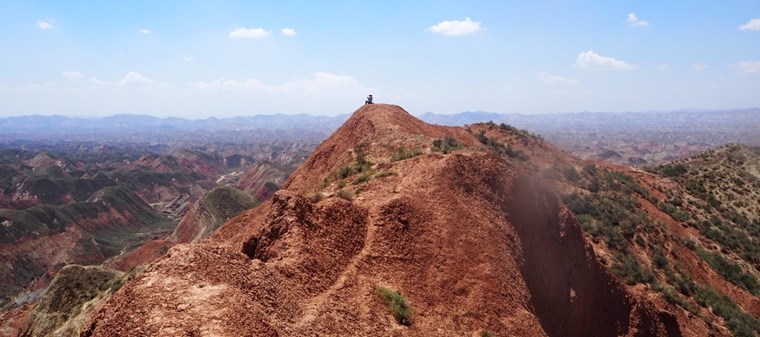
418;108;760;132
0;113;349;134
1;108;758;135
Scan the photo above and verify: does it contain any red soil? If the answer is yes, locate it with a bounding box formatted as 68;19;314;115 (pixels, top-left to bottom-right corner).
82;104;683;336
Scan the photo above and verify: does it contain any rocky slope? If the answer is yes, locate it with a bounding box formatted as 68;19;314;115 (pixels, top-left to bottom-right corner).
81;104;689;336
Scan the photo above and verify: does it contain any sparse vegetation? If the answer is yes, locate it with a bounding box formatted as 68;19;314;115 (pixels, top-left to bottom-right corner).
336;189;353;201
327;149;376;188
374;170;396;178
391;147;422;162
432;136;463;154
376;286;412;326
653;146;760;268
612;255;655;285
504;145;530;161
498;122;535;140
480;330;494;337
353;173;371;185
696;248;760;295
562;166;581;182
694;285;760;337
559;147;760;336
309;193;324;203
197;186;258;228
657;164;688;177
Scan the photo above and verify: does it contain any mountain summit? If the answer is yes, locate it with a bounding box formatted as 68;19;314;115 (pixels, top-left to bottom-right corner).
82;104;681;336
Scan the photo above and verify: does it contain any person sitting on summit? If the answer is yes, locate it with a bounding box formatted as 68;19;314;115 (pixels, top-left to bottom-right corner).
365;94;373;104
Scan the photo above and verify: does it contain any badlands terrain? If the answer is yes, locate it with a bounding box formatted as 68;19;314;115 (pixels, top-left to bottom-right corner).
0;104;758;336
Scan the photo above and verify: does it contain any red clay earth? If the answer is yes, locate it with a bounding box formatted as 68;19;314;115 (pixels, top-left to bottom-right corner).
81;105;686;336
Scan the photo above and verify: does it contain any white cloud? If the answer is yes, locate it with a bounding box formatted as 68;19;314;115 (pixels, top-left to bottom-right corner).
658;63;671;71
575;50;633;70
139;28;151;35
627;13;649;28
427;17;482;36
734;60;760;74
537;72;577;85
182;56;195;62
739;18;760;31
229;27;272;39
37;20;53;29
692;63;709;71
281;28;297;36
62;71;85;80
90;71;155;86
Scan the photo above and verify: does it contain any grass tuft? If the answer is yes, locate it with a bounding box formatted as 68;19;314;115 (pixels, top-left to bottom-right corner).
336;189;353;201
376;286;412;326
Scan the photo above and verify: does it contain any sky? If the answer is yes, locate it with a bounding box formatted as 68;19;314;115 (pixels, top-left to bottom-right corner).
0;1;759;118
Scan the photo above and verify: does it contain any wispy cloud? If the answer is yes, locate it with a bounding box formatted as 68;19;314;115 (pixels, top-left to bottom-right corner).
734;60;760;74
281;28;297;36
62;71;85;80
575;50;633;70
90;71;155;86
37;19;53;29
627;13;649;28
428;17;482;36
739;18;760;31
139;28;151;35
538;72;577;85
182;56;195;62
692;63;709;71
658;63;671;71
229;27;271;39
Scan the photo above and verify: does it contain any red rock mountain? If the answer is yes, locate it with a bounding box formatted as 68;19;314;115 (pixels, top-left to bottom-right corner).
82;104;684;336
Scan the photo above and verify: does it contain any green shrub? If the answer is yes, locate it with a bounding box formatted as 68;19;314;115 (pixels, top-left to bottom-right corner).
612;255;655;285
562;166;581;182
653;253;668;269
337;165;355;179
432;136;463;154
332;152;375;181
376;286;412;326
505;145;529;161
658;164;688;177
476;130;489;144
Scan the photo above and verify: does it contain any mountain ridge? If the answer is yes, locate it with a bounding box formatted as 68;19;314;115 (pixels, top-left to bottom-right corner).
81;104;683;336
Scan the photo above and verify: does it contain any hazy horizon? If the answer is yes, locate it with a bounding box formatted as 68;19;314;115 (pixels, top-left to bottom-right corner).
1;1;759;118
2;106;760;121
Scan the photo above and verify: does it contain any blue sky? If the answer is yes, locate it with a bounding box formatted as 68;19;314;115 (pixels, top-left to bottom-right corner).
0;1;759;117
